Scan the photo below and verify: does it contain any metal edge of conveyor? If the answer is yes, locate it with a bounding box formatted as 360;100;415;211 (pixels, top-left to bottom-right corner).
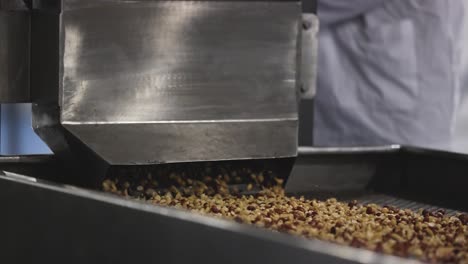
298;145;402;155
0;171;420;264
0;145;432;164
0;154;54;163
293;145;468;213
298;145;468;160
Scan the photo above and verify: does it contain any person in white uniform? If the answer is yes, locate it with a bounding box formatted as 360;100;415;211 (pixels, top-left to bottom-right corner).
314;0;467;149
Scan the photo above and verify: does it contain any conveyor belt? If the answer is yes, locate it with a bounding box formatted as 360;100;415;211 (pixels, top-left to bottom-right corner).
353;194;462;216
1;146;468;264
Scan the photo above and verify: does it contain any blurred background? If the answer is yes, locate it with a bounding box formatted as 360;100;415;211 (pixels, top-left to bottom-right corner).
0;104;51;155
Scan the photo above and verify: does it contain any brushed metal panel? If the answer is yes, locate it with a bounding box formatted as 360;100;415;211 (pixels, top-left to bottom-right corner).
31;0;301;167
64;120;298;165
60;1;300;122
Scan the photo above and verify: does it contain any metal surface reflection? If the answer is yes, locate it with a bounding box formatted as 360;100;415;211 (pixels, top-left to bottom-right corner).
60;1;298;123
28;0;303;173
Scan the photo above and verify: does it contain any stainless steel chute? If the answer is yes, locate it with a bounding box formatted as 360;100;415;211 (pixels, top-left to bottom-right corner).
1;0;312;183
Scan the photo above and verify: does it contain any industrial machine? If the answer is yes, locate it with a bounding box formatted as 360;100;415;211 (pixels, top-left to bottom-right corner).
1;1;467;263
1;0;316;185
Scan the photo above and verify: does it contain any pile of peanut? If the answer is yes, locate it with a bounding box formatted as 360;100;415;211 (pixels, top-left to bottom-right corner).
102;169;468;263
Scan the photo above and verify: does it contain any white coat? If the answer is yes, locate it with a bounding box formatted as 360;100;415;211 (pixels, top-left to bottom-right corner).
314;0;467;150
